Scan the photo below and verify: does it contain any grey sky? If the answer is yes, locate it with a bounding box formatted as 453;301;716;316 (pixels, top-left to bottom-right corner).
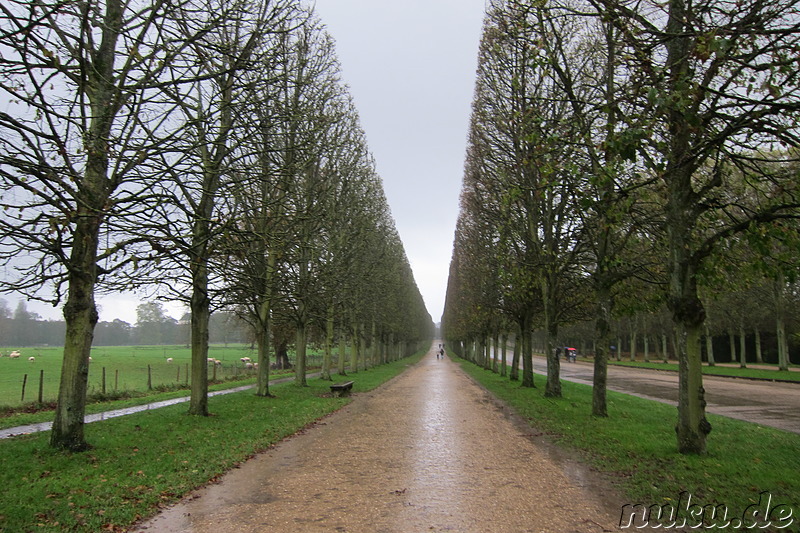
314;0;487;322
19;1;487;324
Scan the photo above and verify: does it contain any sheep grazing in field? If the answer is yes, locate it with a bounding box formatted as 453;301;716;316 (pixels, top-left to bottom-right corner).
240;357;252;363
207;357;214;363
214;359;222;366
244;362;254;369
9;351;20;359
28;356;35;362
166;357;173;363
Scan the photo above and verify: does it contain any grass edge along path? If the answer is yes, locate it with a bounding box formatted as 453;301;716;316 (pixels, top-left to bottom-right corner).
0;350;426;533
604;359;800;383
458;359;800;532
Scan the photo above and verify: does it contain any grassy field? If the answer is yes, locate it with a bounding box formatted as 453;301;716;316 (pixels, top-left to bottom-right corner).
0;349;426;532
0;345;325;408
605;358;800;382
459;359;800;530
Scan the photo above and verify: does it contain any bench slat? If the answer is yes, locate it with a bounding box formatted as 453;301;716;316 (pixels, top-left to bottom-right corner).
330;381;354;397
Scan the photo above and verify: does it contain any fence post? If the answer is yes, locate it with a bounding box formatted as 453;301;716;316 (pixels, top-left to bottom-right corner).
102;367;107;394
38;369;44;403
115;369;119;391
147;364;152;390
21;374;27;403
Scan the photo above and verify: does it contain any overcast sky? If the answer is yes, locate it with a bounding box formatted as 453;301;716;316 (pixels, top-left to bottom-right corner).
19;1;487;325
314;0;487;323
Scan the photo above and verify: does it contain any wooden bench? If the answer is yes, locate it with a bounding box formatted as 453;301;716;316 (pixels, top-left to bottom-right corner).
330;381;354;397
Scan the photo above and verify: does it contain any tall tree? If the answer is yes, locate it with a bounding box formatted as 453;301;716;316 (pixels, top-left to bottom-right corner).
139;0;295;414
598;0;800;453
0;0;208;450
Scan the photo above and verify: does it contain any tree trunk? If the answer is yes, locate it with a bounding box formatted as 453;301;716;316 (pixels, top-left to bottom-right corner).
728;331;736;364
360;325;367;370
544;315;561;398
275;342;290;369
663;0;712;454
738;323;747;368
510;332;519;381
338;334;347;375
255;299;272;397
492;332;499;373
322;305;334;381
350;325;360;373
500;333;508;377
754;327;763;364
188;269;210;415
50;0;120;450
705;326;715;367
592;284;612;417
776;274;789;371
370;320;378;367
520;314;535;388
50;217;101;451
295;323;308;386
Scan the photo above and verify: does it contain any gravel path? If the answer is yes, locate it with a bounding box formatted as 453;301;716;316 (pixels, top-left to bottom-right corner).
133;345;622;532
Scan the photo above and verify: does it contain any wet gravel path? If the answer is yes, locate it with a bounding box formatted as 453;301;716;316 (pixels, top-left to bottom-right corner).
133;345;621;532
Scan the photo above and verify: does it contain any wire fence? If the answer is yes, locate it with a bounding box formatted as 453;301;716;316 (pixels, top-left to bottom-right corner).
0;354;325;408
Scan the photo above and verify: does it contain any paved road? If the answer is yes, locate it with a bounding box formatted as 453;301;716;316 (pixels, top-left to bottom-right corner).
527;356;800;434
134;346;622;532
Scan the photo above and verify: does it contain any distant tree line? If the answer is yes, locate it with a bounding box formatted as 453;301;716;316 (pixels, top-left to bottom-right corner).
0;0;432;450
444;0;800;455
0;300;251;347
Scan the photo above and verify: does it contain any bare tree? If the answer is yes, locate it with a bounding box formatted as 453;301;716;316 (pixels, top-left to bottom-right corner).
0;0;212;450
135;0;297;414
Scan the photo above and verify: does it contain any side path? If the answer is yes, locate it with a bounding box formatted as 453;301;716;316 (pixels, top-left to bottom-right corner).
134;344;622;533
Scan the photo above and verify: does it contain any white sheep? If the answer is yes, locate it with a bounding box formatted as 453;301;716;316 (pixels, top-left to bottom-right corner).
240;357;251;363
244;362;254;369
166;357;173;363
28;356;35;362
214;359;222;366
9;351;20;359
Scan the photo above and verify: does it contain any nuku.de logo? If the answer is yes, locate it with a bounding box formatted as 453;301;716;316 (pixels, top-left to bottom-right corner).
619;491;795;529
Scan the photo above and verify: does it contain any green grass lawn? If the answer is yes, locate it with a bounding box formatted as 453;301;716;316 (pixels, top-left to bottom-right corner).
0;350;425;532
0;345;328;408
459;359;800;530
606;359;800;382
